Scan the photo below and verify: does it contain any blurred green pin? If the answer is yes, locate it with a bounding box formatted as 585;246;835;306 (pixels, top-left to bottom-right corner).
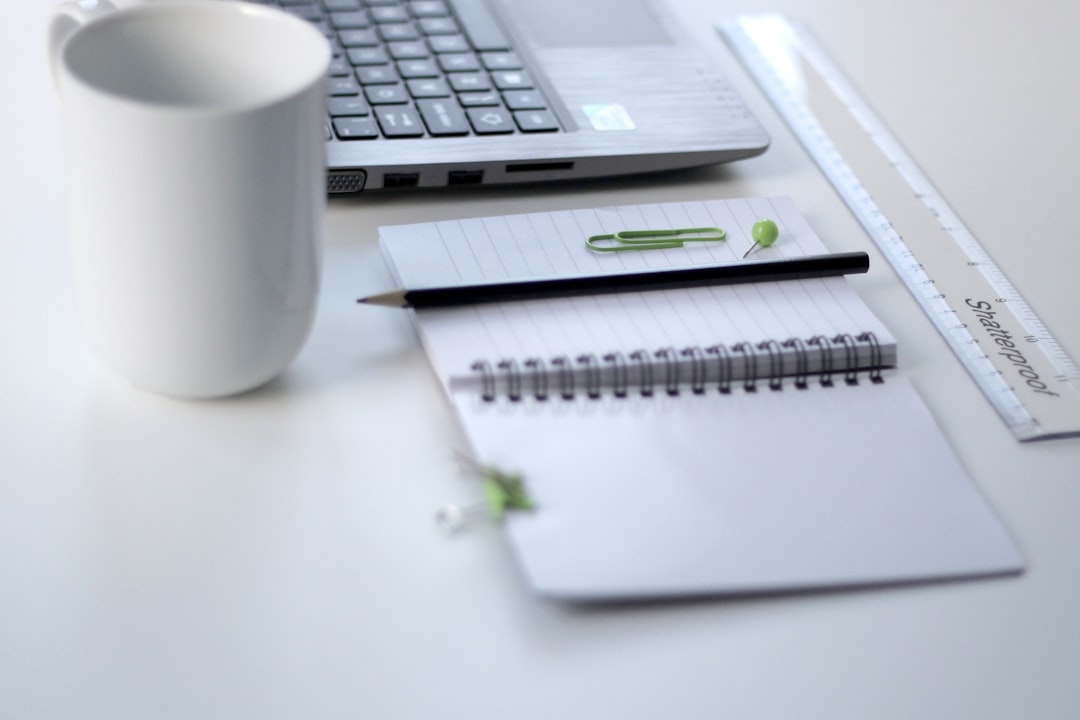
437;454;536;533
481;467;535;520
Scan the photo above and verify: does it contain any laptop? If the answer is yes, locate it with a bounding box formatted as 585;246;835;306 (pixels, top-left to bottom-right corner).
255;0;770;192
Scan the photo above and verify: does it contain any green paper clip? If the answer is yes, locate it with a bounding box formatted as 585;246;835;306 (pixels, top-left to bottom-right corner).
586;227;727;252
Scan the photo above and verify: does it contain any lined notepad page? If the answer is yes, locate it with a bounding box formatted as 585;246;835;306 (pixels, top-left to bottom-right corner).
460;374;1025;599
379;197;894;386
376;197;1025;599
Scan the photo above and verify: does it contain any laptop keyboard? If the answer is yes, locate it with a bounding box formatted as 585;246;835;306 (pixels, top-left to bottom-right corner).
245;0;563;141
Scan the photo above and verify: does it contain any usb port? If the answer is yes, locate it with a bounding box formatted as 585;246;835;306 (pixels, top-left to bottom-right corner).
448;169;484;186
383;172;419;188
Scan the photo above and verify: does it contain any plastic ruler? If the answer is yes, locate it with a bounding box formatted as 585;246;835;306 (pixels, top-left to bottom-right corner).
719;14;1080;441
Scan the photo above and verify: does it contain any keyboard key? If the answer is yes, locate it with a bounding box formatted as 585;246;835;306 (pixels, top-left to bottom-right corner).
356;65;400;84
374;107;426;137
370;5;409;22
378;23;420;42
328;76;361;95
328;56;351;76
466;107;514;134
491;70;532;90
387;41;430;59
397;59;440;78
480;52;521;70
428;35;469;53
338;28;379;47
457;91;501;106
513;109;559;132
323;0;361;10
438;53;480;72
329;11;370;29
365;84;410;104
502;90;546;110
417;98;470;135
346;47;390;65
448;72;491;92
409;0;449;17
328;96;371;116
333;116;379;139
418;17;458;35
406;78;451;98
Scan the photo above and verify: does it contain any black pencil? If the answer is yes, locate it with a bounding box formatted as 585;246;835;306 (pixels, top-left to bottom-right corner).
358;251;870;309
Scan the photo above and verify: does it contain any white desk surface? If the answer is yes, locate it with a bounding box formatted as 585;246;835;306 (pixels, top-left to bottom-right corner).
5;0;1080;717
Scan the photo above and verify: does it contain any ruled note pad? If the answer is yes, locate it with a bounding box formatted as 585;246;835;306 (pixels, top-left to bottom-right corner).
376;197;1024;600
380;197;896;390
382;197;829;286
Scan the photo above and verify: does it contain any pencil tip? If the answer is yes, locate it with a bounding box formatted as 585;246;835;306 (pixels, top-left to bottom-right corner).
356;289;408;308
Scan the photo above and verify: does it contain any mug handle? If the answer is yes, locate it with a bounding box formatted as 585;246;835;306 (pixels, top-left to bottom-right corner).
48;0;118;87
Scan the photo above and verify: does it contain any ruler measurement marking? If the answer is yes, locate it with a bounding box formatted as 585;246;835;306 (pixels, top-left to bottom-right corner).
720;15;1080;440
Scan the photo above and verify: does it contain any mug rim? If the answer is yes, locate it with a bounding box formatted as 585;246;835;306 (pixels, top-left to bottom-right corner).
58;0;331;114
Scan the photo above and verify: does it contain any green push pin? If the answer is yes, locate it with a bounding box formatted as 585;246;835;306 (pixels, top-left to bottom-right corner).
480;467;535;521
436;454;537;533
742;218;780;258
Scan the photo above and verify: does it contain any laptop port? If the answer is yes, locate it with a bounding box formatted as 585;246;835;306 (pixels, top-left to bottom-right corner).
505;161;574;173
448;169;484;185
383;172;420;188
327;170;367;194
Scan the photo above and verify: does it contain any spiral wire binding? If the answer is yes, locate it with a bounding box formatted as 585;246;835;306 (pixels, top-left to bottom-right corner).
833;333;861;385
758;338;785;390
577;353;602;399
682;346;708;394
471;333;886;402
551;355;575;400
656;347;681;396
524;358;548;400
857;331;884;383
470;359;496;402
497;358;522;401
732;342;758;392
603;351;630;397
808;335;835;386
781;337;810;388
630;350;655;397
706;343;734;394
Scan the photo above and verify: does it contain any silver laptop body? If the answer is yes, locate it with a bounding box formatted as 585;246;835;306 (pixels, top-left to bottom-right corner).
301;0;770;192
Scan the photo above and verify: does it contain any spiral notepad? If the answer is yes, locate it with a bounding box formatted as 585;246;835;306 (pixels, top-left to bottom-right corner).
378;197;1023;600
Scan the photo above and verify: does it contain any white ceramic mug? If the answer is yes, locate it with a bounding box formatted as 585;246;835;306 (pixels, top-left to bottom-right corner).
49;0;331;398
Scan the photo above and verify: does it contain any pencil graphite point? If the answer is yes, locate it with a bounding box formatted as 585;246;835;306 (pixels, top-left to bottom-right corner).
357;289;408;308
